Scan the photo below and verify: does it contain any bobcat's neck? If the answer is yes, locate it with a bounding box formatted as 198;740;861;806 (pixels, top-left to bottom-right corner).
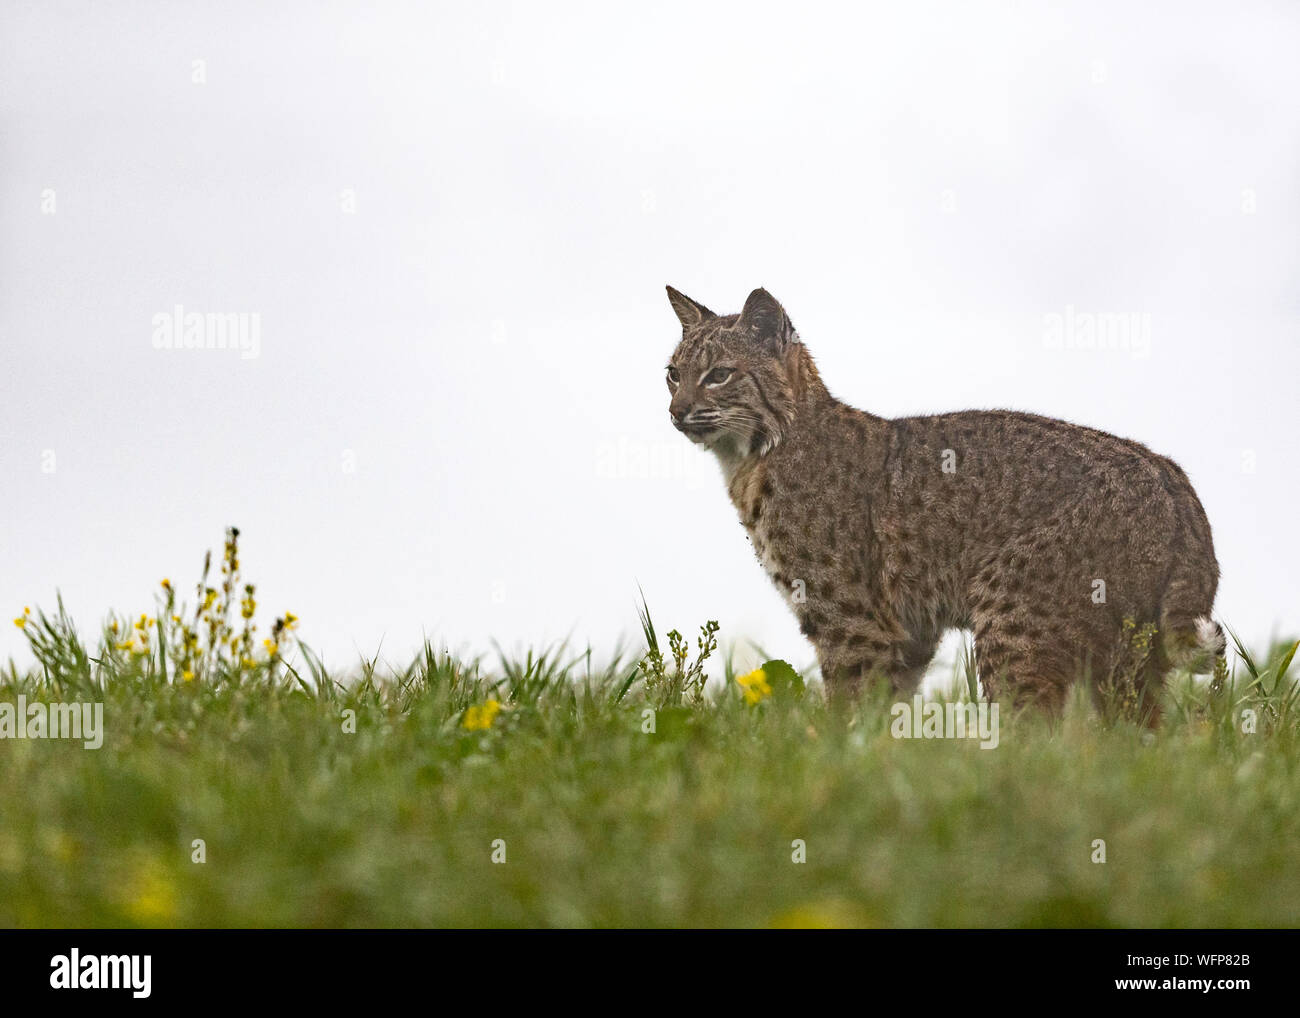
713;344;833;485
788;342;830;410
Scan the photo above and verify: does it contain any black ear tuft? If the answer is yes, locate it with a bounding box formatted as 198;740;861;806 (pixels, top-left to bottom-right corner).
738;287;795;351
666;285;715;328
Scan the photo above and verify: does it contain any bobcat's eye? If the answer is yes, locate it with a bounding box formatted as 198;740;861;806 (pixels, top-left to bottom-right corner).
702;366;734;387
666;365;680;386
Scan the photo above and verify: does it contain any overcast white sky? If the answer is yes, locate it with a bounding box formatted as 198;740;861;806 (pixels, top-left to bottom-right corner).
3;1;1298;681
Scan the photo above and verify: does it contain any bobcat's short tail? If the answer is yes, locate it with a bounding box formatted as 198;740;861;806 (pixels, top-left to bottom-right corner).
1163;615;1226;674
1154;460;1223;675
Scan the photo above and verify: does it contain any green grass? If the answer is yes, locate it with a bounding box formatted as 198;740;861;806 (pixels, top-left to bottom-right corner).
3;531;1299;928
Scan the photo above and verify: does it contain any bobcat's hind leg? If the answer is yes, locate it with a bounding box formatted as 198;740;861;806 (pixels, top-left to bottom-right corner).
1097;618;1169;726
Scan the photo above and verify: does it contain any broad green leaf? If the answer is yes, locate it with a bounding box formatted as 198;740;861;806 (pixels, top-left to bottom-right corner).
760;658;804;696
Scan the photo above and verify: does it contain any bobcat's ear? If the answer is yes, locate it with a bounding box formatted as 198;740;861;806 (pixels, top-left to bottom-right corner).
738;287;796;351
666;285;714;329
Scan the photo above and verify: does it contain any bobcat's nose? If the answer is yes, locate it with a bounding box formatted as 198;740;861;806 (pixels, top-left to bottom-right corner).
671;405;692;425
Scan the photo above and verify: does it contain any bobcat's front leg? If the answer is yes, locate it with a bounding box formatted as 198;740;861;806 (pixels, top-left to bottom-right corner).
795;591;927;697
816;639;926;697
807;605;938;698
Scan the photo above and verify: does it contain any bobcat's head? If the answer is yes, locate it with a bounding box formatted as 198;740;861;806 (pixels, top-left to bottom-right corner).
664;286;802;459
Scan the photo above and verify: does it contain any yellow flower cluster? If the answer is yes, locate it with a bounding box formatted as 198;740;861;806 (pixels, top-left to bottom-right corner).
109;613;157;655
462;699;502;731
736;667;772;705
18;529;302;686
265;611;299;660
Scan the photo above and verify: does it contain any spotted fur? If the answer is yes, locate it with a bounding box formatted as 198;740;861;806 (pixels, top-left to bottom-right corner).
664;285;1223;718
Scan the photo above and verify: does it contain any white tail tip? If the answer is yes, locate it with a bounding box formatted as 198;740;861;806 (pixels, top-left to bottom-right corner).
1195;616;1226;656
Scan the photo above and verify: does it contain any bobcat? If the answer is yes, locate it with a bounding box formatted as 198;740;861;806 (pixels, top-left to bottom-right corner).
664;285;1224;718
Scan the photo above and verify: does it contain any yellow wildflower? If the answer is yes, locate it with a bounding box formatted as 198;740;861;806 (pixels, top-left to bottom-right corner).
736;667;772;705
122;855;178;925
462;699;502;731
181;670;194;682
160;578;172;591
769;898;874;929
13;606;30;628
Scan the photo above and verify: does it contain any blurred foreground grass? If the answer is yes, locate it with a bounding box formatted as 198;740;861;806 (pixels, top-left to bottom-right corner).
3;529;1298;927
